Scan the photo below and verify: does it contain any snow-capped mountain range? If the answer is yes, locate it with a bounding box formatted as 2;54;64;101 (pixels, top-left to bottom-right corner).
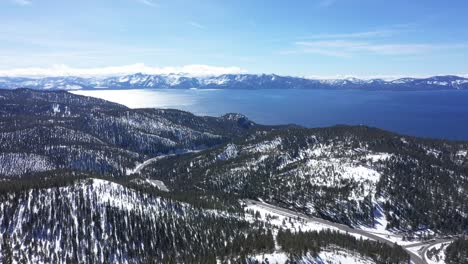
1;73;468;90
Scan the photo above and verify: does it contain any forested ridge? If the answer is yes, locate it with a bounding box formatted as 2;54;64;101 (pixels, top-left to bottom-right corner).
277;229;410;263
445;237;468;264
0;89;466;263
141;126;468;233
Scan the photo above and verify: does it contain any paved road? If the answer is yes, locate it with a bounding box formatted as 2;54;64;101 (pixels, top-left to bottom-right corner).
132;154;176;174
417;240;453;264
245;199;455;264
404;239;453;249
128;150;200;175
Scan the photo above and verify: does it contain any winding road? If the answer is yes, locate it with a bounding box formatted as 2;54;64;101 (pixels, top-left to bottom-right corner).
245;199;455;264
127;154;455;264
131;154;176;175
127;149;201;175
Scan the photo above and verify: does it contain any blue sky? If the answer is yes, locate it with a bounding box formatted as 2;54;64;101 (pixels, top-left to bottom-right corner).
1;0;468;78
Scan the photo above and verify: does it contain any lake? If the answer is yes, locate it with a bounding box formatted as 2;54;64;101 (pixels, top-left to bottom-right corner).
73;89;468;140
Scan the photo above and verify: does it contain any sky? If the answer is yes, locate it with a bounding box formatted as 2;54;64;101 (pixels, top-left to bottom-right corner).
1;0;468;78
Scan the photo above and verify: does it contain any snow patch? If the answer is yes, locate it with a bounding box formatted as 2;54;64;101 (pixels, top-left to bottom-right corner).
247;137;282;153
366;153;392;162
217;144;238;161
52;103;60;114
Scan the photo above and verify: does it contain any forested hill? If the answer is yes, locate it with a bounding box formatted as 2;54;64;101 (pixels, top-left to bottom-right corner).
0;88;261;177
0;89;466;263
0;88;467;233
140;125;468;233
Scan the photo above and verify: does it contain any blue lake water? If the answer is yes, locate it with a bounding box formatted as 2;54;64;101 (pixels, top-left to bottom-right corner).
73;89;468;140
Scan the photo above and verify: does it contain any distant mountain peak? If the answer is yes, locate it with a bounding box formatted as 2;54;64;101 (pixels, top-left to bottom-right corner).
0;74;467;90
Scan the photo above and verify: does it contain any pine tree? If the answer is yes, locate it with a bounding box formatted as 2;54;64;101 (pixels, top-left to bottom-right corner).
1;234;13;264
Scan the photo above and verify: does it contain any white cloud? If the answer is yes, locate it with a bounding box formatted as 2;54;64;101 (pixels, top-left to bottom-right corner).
135;0;157;7
0;64;466;81
303;30;395;40
188;21;205;29
0;64;247;77
294;40;467;57
11;0;31;5
301;24;415;40
288;24;466;58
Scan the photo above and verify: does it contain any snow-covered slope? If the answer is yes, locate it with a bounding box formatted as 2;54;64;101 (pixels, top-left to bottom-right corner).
141;126;468;234
0;89;258;177
1;74;468;90
0;90;464;264
0;178;274;264
0;177;412;264
250;249;376;264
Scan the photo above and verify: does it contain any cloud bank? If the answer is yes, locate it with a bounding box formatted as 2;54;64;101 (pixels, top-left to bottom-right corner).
11;0;31;6
287;24;467;58
293;40;467;57
0;64;247;77
0;63;466;80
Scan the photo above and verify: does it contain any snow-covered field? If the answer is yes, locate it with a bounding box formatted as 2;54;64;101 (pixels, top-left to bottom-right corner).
250;248;375;264
245;201;372;243
318;248;375;264
246;202;342;233
245;199;437;251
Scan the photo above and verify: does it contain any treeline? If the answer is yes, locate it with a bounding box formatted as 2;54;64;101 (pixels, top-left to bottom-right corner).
0;170;246;214
0;170;91;193
378;154;468;233
277;228;410;264
445;237;468;264
0;179;275;264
